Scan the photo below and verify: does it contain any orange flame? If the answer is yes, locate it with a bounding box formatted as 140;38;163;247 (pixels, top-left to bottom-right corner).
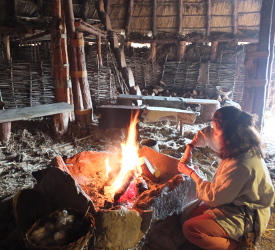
105;157;111;177
111;111;141;191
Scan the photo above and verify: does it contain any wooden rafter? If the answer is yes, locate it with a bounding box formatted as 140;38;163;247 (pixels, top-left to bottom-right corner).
75;20;106;38
128;37;258;44
21;30;51;42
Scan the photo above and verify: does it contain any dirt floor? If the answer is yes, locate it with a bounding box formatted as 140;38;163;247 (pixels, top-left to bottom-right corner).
0;115;274;249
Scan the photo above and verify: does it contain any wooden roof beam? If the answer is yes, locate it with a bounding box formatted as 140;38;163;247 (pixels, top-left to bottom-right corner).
75;20;106;38
127;37;258;44
20;30;51;42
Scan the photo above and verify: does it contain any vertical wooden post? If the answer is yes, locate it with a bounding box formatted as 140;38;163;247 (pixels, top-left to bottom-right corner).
252;0;274;131
266;4;275;105
51;0;72;135
0;35;11;143
210;41;219;62
151;0;157;65
74;32;93;124
63;0;93;126
125;0;134;38
242;44;257;113
177;41;186;62
151;42;156;63
4;35;11;61
178;0;183;35
177;0;184;61
152;0;157;37
206;0;211;36
232;0;238;35
97;33;103;67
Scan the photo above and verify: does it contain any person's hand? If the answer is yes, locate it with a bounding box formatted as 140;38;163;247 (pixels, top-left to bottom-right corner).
177;162;193;176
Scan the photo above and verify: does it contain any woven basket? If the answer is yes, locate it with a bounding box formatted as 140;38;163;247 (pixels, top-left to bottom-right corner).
25;208;95;250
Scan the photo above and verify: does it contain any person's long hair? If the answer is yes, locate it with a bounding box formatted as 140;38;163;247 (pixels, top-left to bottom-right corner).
212;106;265;159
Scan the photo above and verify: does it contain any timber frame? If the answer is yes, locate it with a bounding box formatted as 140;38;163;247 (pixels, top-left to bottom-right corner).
0;0;274;133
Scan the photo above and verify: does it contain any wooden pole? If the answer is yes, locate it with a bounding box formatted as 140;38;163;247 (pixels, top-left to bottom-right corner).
177;0;184;60
252;0;274;131
210;41;219;62
152;0;157;37
232;0;238;35
177;41;186;61
97;33;103;67
242;44;257;113
74;20;106;37
125;0;134;37
151;0;157;65
63;0;83;113
4;35;10;61
178;0;183;34
63;0;93;126
266;4;275;105
75;32;93;123
0;36;11;143
51;0;72;135
151;42;156;63
206;0;211;36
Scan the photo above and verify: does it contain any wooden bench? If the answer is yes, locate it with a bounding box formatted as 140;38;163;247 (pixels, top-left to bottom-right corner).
117;94;220;122
0;102;74;143
97;105;197;135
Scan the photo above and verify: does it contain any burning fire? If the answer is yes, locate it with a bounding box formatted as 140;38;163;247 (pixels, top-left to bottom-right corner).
105;111;142;201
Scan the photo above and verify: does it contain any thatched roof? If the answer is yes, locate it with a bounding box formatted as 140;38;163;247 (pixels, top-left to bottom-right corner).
0;0;263;43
